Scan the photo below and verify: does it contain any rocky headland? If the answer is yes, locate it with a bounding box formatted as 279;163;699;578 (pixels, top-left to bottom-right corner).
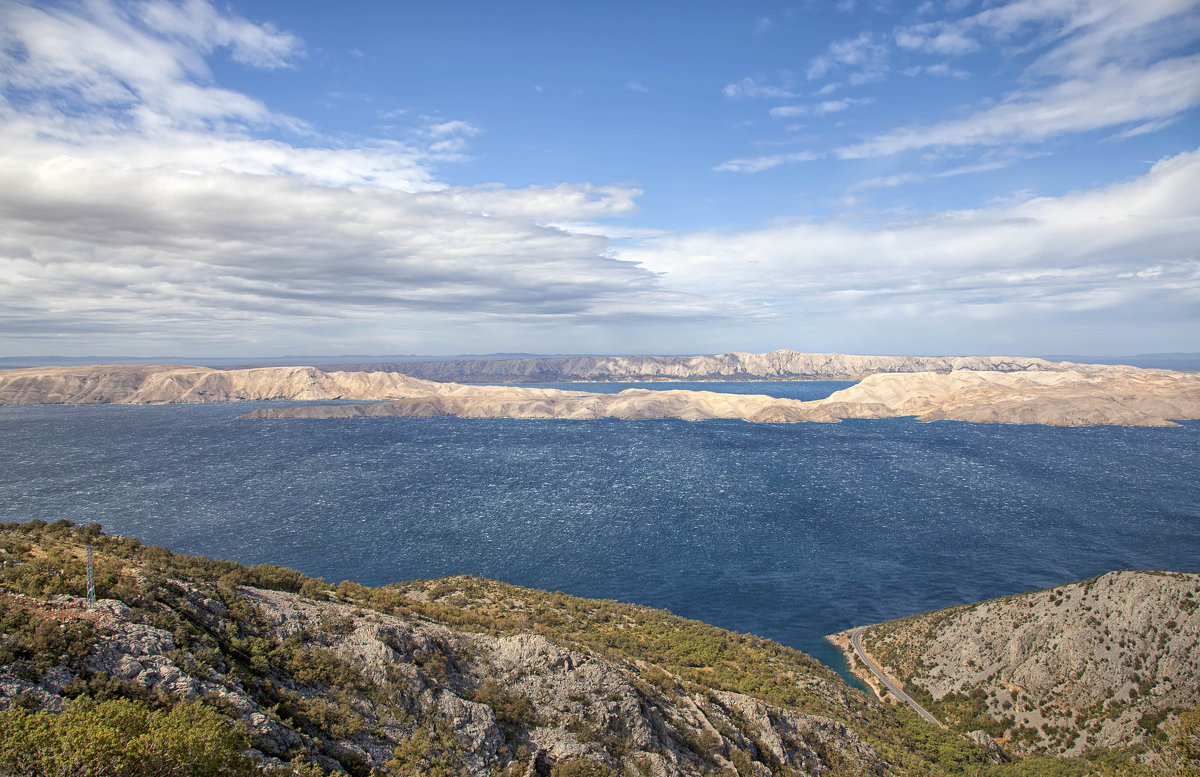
829;571;1200;756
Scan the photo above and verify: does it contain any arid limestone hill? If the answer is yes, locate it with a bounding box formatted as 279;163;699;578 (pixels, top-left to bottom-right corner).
0;364;444;405
1;521;1009;777
322;350;1130;383
812;369;1200;427
3;362;1198;425
830;571;1200;757
247;369;1200;427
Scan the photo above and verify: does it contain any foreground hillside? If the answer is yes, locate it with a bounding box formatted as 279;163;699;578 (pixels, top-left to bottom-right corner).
831;571;1200;757
4;522;1191;776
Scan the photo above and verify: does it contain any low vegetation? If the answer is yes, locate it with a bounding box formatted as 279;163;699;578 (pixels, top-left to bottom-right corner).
1;519;1196;776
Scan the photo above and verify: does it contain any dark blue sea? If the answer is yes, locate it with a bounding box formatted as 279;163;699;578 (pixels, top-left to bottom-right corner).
2;380;1197;678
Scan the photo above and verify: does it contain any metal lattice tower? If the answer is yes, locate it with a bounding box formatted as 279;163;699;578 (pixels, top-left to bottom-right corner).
86;545;95;605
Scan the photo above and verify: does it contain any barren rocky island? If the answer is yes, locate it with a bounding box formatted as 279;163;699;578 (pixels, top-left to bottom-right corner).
2;351;1198;426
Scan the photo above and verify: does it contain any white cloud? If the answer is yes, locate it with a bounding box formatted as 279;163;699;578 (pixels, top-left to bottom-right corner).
805;32;889;84
0;0;710;354
626;148;1200;334
851;158;1017;190
138;0;301;68
895;0;1200;76
713;150;820;173
903;62;970;78
769;98;870;118
838;55;1200;158
810;0;1200;162
626;78;649;93
721;77;798;99
424;119;481;138
0;0;299;133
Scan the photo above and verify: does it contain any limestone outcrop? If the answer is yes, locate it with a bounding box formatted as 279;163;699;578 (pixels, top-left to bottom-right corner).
830;571;1200;755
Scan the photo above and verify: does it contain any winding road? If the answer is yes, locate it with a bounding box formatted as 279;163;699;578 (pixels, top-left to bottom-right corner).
849;626;943;727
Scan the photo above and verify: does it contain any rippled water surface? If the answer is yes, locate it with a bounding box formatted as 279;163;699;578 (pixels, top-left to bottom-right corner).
2;380;1197;676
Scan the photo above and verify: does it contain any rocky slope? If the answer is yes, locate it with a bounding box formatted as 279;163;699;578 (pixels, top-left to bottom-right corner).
830;571;1200;756
322;350;1129;383
246;369;1200;427
812;369;1200;427
2;521;1011;777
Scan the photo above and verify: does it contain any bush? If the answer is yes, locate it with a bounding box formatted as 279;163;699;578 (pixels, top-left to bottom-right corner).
549;758;616;777
0;697;257;776
473;679;537;726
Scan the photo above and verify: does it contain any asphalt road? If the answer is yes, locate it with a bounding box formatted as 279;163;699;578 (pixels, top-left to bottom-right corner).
849;626;943;728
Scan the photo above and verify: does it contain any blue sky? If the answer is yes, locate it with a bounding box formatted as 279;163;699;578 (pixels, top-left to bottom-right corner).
1;0;1197;358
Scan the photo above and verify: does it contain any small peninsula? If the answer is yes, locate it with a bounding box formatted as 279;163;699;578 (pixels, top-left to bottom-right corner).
829;571;1200;756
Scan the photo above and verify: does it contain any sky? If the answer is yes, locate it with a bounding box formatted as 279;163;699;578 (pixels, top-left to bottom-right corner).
0;0;1197;358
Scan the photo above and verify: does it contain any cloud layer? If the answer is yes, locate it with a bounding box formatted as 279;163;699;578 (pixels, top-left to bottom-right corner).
627;147;1200;348
719;0;1200;172
1;0;1196;356
0;0;706;354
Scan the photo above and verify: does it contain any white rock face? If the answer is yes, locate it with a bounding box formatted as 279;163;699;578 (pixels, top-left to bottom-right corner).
837;571;1200;755
235;586;890;776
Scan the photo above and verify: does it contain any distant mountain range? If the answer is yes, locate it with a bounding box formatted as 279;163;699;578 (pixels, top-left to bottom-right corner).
2;350;1197;372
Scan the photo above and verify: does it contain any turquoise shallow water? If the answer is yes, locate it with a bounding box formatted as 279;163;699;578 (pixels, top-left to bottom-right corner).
1;380;1197;678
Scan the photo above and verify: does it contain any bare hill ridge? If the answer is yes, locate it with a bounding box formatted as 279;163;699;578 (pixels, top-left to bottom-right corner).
3;362;1199;426
829;571;1200;756
245;368;1200;427
0;364;443;405
324;349;1131;383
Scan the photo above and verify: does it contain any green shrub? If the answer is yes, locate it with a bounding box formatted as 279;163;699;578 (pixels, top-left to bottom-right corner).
549;757;616;777
473;679;537;726
0;697;257;776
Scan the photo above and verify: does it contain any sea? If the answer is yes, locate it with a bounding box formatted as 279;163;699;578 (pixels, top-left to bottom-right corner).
2;380;1197;679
